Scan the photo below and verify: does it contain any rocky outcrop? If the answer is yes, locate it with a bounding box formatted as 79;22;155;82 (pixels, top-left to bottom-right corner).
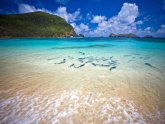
109;33;139;38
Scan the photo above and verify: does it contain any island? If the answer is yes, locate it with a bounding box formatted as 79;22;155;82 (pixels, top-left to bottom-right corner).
109;33;139;38
0;11;77;38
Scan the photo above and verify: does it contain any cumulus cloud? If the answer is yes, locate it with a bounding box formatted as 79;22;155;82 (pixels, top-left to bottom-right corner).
54;7;81;23
71;23;89;35
154;24;165;37
118;3;139;24
19;4;38;13
87;3;165;37
86;3;140;37
19;4;48;13
91;15;107;23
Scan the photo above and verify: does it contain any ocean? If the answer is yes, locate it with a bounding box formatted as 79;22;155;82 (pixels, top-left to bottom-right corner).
0;38;165;123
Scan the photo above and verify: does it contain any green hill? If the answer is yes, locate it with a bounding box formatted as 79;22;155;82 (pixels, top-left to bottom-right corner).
0;12;77;38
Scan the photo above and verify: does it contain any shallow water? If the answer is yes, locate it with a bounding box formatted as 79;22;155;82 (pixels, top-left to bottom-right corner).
0;38;165;124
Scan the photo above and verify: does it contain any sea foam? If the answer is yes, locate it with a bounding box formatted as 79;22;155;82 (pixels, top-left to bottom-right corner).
0;90;150;124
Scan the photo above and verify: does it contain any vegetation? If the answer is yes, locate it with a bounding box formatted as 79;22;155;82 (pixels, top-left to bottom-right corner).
0;11;76;38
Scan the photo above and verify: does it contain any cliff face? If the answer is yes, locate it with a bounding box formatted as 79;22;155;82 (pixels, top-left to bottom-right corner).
109;33;138;38
0;12;77;38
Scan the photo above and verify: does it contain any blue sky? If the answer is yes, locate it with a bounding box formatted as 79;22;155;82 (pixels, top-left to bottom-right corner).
0;0;165;37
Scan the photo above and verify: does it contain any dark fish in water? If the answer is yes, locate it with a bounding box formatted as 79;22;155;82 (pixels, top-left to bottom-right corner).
69;64;75;68
145;63;156;68
110;56;113;59
47;57;60;60
54;59;66;64
78;51;85;55
100;64;111;67
78;58;84;63
91;63;97;66
111;60;117;64
110;66;116;71
69;63;85;68
85;60;93;64
76;64;85;68
102;58;109;61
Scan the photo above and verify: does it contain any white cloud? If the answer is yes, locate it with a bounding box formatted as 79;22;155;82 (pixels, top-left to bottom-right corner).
19;4;52;14
91;15;107;23
118;3;138;24
71;23;89;35
54;7;81;23
19;4;40;13
154;24;165;37
86;3;140;37
87;3;165;37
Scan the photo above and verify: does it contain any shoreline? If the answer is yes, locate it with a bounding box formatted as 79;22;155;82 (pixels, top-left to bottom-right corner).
0;38;165;123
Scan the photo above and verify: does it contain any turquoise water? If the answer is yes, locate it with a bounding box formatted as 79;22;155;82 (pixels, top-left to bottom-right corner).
1;38;165;73
0;38;165;123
